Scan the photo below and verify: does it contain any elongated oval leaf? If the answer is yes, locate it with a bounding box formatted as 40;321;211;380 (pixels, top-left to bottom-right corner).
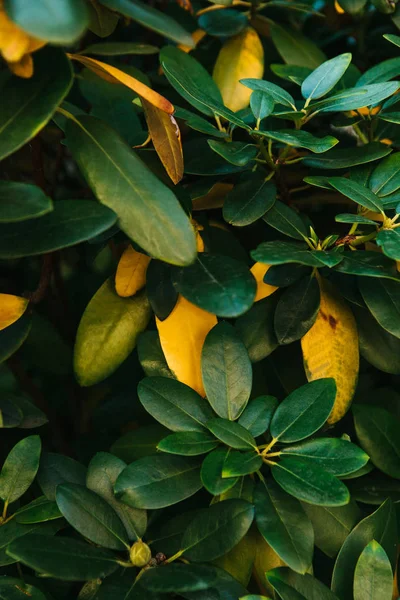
257;129;338;153
0;182;52;223
281;438;368;476
65;115;196;266
202;322;252;420
38;452;87;501
238;395;278;437
301;53;351;100
174;254;257;318
201;448;239;495
223;176;276;227
182;499;255;561
0;200;117;259
353;540;393;600
269;22;326;68
158;432;218;456
0;436;41;505
0;47;72;161
207;418;257;450
301;277;359;424
6;535;118;581
15;497;61;524
369;152;400;197
138;376;214;432
56;483;129;550
156;295;217;396
303;143;391;169
114;455;202;509
115;246;150;298
141;563;219;593
74;280;151;387
328;177;384;213
274;276;320;344
270;378;336;443
254;479;313;573
359;277;400;339
0;294;28;332
272;458;350;506
266;567;340;600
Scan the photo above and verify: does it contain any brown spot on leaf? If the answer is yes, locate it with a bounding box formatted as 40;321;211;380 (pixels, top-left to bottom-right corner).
329;315;338;330
320;310;328;321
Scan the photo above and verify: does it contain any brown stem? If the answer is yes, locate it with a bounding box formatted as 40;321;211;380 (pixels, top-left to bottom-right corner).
24;254;53;304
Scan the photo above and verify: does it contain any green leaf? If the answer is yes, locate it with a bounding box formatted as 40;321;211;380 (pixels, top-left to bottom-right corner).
235;296;278;362
266;567;340;600
369;152;400;197
348;472;400;504
257;130;338;153
301;53;352;100
238;396;279;437
174;254;256;318
74;280;151;387
303;143;392;169
354;305;400;374
199;8;247;36
357;57;400;86
0;200;117;259
146;260;178;322
0;519;60;567
141;564;219;593
0;436;41;505
335;252;400;281
201;322;252;421
137;331;174;378
0;315;31;364
138;377;214;432
252;241;342;268
281;438;369;476
328;177;384;212
223;176;276;227
0;48;72;161
222;451;262;477
250;90;275;121
0;578;47;600
353;404;400;479
38;452;87;501
208;141;258;167
311;83;400;113
300;501;361;558
6;535;118;581
336;0;367;13
66;115;196;266
86;452;147;541
201;448;239;495
56;483;129;550
207;418;257;450
0;397;22;429
254;479;313;573
359;277;400;338
376;229;400;260
262;201;308;240
384;33;400;47
4;0;89;43
114;455;202;509
15;496;61;524
269;23;326;69
241;79;296;109
160;47;249;129
272;457;350;506
81;42;159;55
158;432;218;456
335;214;378;225
270;379;336;443
274;275;320;344
332;499;397;600
99;0;194;46
111;424;168;462
0;182;52;223
182;499;255;561
353;540;393;600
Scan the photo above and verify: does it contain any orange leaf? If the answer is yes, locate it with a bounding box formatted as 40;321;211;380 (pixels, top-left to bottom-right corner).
156;295;217;396
0;293;29;331
68;54;174;114
251;262;278;302
115;246;151;297
141;98;183;184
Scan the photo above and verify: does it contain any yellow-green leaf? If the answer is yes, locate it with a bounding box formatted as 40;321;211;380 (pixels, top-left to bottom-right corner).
213;27;264;113
156;295;217;396
115;246;151;298
253;530;286;597
250;263;278;302
68;54;174;114
0;294;29;331
74;278;151;386
213;529;257;587
141;99;183;184
301;277;359;424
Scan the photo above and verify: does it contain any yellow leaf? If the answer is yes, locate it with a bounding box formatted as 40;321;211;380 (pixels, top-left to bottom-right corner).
335;0;345;12
192;182;234;211
178;28;206;53
213;27;264;113
115;246;151;298
68;54;174;114
141;99;183;185
0;7;45;78
0;293;29;331
301;277;359;425
251;262;278;302
253;530;286;597
156;295;217;396
192;220;205;252
213;530;257;587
